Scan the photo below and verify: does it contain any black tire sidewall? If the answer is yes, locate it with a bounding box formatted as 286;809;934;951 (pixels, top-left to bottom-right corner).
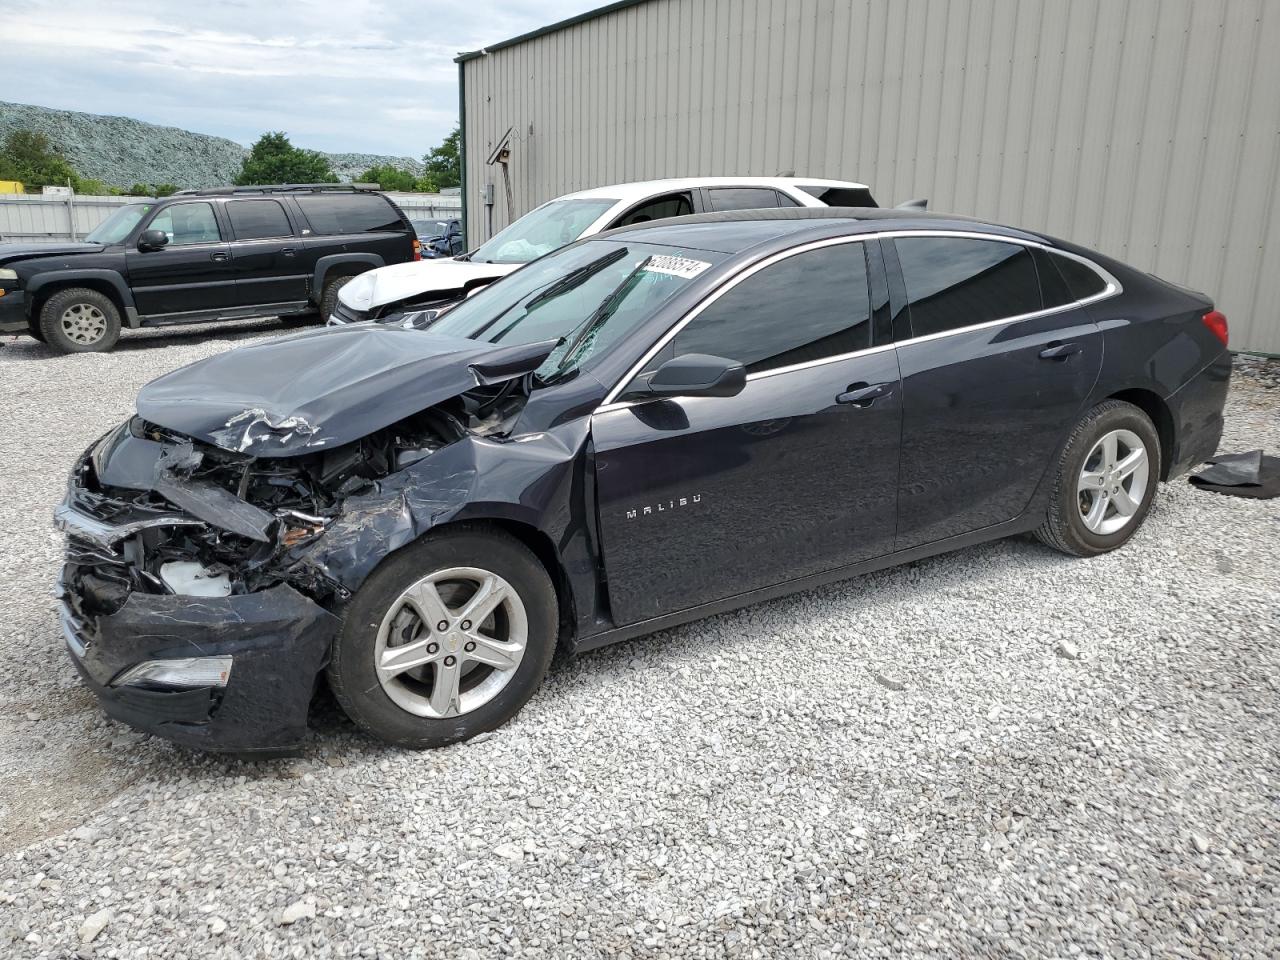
327;528;558;748
39;288;122;353
1060;403;1161;553
320;275;354;322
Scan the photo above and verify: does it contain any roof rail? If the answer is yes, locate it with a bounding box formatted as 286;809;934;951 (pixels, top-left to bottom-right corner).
172;183;380;197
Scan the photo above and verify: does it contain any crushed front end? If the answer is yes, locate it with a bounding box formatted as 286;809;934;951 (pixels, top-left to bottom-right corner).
55;410;467;752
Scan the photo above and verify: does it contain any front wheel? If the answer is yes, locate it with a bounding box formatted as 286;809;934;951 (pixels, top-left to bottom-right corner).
1035;400;1162;557
39;287;122;353
327;527;558;749
319;275;355;323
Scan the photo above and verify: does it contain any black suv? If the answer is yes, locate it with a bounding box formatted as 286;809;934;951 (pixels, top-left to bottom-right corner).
0;184;418;353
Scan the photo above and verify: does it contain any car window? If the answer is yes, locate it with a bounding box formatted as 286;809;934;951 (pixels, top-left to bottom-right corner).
1032;247;1075;309
1051;251;1109;301
148;202;222;246
227;199;292;240
773;190;801;207
894;237;1042;338
85;203;152;244
612;192;695;227
469;198;617;264
644;242;871;378
797;185;878;207
295;194;403;234
704;187;786;212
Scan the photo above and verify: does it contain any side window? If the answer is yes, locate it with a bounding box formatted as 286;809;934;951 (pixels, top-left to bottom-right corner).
295;194;404;234
797;185;878;207
705;187;784;212
773;190;801;207
148;202;221;245
613;192;694;227
662;243;871;376
1032;246;1074;309
226;199;292;240
1051;252;1109;301
894;237;1042;338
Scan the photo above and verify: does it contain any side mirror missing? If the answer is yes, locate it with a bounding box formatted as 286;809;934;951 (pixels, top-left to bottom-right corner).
644;353;746;399
138;229;169;251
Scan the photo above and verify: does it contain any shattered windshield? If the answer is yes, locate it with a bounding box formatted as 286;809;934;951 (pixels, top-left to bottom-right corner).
429;239;726;380
84;203;153;244
468;198;616;264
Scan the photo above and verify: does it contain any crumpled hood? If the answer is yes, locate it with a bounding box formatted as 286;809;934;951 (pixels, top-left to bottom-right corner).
135;324;556;457
0;241;106;264
338;257;520;312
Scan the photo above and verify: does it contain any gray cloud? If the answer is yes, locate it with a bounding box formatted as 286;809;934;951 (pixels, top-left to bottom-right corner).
1;0;602;156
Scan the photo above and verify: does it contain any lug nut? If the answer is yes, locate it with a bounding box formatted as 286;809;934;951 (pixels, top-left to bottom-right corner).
461;619;472;630
436;620;448;631
444;655;456;666
464;641;476;652
427;642;439;654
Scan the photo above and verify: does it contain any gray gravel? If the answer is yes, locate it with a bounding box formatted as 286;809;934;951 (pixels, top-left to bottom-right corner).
0;326;1277;959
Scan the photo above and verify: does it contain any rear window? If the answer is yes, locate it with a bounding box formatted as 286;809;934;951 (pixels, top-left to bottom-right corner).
798;185;878;207
295;194;404;235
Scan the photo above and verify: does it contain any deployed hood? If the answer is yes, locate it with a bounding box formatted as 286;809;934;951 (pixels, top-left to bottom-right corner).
135;324;557;457
0;241;106;264
339;257;521;312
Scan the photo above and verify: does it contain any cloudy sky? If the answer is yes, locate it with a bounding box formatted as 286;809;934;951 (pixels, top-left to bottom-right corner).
1;0;602;157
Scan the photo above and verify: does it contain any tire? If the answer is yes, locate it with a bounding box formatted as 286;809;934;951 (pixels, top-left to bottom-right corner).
1035;400;1162;557
38;287;122;353
320;275;355;323
327;526;558;749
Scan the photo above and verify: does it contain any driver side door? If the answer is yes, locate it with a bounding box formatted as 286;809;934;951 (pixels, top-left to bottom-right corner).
125;201;238;317
591;239;902;626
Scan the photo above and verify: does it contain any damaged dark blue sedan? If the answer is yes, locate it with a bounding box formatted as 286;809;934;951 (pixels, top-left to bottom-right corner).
55;208;1231;753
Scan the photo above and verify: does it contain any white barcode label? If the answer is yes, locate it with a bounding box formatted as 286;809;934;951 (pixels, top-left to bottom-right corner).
643;255;712;279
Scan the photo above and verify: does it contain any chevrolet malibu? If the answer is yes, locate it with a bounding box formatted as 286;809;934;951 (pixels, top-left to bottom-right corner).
55;208;1231;753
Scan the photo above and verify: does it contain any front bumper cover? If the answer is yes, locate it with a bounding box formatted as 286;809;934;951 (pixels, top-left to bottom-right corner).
59;573;339;753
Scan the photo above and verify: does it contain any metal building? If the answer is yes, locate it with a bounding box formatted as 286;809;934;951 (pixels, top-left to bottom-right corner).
457;0;1280;354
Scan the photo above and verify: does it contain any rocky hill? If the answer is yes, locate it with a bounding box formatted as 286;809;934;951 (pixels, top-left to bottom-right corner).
0;101;423;190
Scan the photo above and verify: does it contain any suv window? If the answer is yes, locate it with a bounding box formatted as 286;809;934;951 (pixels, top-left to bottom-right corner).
613;192;694;227
894;237;1041;338
295;194;403;235
798;185;878;207
148;202;222;245
227;199;292;240
705;187;786;212
658;242;871;376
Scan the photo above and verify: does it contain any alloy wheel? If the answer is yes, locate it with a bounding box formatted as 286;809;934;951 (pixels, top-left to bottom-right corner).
59;303;108;345
1077;428;1150;536
373;567;528;719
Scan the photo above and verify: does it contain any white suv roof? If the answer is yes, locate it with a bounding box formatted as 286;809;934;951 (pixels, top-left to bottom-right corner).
562;176;872;202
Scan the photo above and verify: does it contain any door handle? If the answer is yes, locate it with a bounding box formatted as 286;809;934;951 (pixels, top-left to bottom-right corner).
835;382;892;406
281;247;297;257
1039;341;1082;360
210;251;229;262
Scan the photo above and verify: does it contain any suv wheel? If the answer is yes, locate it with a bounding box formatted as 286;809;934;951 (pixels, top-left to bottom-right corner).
320;275;355;322
39;287;122;353
1035;400;1161;557
327;526;558;749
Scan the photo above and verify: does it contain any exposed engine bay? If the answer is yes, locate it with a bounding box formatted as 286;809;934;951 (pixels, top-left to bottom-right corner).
61;376;534;620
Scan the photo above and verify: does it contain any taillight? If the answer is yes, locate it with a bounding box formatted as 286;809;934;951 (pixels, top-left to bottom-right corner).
412;238;422;261
1201;310;1228;346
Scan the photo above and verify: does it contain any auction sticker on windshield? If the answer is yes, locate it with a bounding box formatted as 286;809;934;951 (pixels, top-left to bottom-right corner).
642;255;712;279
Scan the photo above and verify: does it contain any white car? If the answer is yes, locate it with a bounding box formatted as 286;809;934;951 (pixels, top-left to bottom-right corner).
328;177;879;324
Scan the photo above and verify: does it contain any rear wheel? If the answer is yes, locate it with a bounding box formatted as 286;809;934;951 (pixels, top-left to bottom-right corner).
39;287;121;353
1035;400;1161;557
320;275;355;323
327;527;558;749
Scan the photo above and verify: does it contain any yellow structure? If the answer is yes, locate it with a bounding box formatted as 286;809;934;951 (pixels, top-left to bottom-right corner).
0;180;24;194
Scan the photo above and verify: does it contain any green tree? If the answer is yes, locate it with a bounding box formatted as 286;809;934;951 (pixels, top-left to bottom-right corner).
0;129;79;190
235;132;337;186
355;164;417;192
414;125;460;193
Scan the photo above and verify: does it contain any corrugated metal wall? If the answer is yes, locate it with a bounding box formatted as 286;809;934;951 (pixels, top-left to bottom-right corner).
461;0;1280;354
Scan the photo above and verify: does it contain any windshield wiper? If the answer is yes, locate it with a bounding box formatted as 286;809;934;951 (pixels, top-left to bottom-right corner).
546;256;652;379
524;247;629;311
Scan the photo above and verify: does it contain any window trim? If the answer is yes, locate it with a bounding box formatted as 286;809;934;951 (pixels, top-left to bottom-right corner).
597;229;1120;410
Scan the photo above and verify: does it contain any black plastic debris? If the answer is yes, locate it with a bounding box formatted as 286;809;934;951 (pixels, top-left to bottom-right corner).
1188;450;1280;499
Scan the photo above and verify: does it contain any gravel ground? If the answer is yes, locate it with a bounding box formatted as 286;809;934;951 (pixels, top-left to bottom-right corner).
0;325;1276;959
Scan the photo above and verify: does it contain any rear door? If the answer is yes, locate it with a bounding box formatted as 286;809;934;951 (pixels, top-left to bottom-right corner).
592;239;901;626
886;233;1103;548
125;200;237;316
223;198;309;308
